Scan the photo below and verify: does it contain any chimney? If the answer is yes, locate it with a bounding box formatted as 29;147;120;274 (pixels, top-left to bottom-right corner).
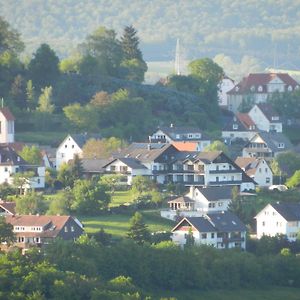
170;123;174;128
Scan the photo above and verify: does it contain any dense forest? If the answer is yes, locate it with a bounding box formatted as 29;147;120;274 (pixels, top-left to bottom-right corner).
1;0;300;70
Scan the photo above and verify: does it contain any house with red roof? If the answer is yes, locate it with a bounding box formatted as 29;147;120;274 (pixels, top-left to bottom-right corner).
227;73;299;112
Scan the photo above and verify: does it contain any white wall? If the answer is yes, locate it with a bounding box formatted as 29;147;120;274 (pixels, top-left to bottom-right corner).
0;113;14;143
252;160;273;187
56;136;82;170
218;78;235;107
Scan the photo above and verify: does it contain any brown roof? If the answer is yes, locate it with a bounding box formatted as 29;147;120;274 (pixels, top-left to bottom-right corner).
168;196;195;204
5;215;70;229
0;201;15;215
236;113;255;128
0;107;15;121
235;157;267;177
172;142;199;151
228;73;299;95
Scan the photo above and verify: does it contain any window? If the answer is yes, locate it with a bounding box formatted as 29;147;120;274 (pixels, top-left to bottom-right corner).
61;153;65;158
71;226;74;232
65;144;67;148
266;177;270;183
262;221;265;226
288;85;293;91
265;168;268;173
37;179;40;184
218;202;223;207
188;134;193;138
259;168;262;173
211;233;215;238
216;176;219;182
64;226;68;232
201;233;207;239
35;237;40;243
72;145;75;149
231;176;234;181
233;124;238;130
4;167;8;172
258;85;263;92
278;143;285;149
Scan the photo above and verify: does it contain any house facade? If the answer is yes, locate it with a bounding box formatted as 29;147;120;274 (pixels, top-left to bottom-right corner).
149;125;211;151
161;185;232;221
242;132;293;160
248;103;282;133
235;157;273;187
171;211;247;249
227;73;299;112
0;144;45;190
218;76;235;107
0;107;15;144
3;215;84;251
56;133;101;170
255;203;300;241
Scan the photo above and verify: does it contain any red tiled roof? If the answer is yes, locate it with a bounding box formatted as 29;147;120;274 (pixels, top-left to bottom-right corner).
228;73;299;95
0;108;15;121
172;142;199;151
0;201;15;215
236;113;255;128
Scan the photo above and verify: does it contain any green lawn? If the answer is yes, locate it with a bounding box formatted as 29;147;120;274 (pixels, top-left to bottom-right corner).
109;190;133;207
80;209;175;238
15;131;67;146
153;287;300;300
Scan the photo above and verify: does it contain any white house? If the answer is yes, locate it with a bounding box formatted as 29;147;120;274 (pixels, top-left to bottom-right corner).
0;144;45;190
171;211;247;249
56;133;101;170
218;76;235;107
235;157;273;187
149;125;211;151
227;73;299;112
161;185;233;221
248;103;282;133
222;112;257;142
255;203;300;241
103;157;151;185
0;107;15;144
242;131;294;160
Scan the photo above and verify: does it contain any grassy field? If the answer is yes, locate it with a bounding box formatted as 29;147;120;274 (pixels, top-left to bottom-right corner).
80;209;174;238
109;190;133;207
15;131;67;146
153;287;300;300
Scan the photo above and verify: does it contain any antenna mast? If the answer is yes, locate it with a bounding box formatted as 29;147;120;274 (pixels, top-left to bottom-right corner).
175;38;181;75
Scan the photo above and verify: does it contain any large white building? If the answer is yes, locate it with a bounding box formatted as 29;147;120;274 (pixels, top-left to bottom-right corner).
218;76;235;107
171;211;247;249
0;107;15;144
255;203;300;241
227;73;299;112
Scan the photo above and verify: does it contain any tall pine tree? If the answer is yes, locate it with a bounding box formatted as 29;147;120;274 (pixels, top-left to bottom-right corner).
127;212;150;245
120;25;142;60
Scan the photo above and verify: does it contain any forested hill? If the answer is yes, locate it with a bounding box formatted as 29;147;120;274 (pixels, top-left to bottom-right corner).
1;0;300;68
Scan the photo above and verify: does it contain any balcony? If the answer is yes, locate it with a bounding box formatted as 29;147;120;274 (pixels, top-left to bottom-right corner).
209;169;239;174
209;180;242;185
222;237;245;243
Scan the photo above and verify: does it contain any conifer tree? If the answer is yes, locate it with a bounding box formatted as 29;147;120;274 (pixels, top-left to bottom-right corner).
120;25;142;60
127;212;150;245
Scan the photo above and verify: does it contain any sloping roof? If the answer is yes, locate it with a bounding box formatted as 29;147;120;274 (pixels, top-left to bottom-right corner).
0;201;15;215
172;142;199;151
249;131;293;153
0;107;15;121
222;115;250;132
207;211;247;232
5;215;76;238
118;157;147;169
0;144;29;166
70;133;102;149
197;186;233;201
271;203;300;221
157;126;210;141
116;143;177;163
236;113;255;128
82;158;109;173
228;73;299;95
256;103;281;123
175;211;247;233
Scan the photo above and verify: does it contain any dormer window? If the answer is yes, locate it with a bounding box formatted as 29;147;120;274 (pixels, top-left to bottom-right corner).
258;85;263;92
188;134;193;139
295;85;299;90
288;85;293;92
235;86;239;92
278;143;285;148
271;116;279;121
233;124;238;130
250;86;255;92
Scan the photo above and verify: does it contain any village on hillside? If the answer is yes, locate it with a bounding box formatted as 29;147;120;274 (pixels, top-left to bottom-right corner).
1;5;300;298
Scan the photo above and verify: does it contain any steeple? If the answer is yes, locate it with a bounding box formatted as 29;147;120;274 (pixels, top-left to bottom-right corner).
175;38;181;75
